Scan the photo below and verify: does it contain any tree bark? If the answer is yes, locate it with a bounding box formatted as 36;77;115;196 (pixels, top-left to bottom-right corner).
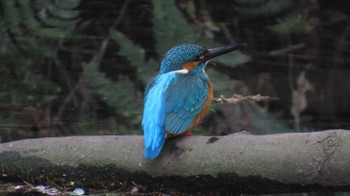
0;130;350;194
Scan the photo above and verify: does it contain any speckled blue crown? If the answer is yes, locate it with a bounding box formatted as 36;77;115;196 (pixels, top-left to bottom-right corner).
159;43;207;74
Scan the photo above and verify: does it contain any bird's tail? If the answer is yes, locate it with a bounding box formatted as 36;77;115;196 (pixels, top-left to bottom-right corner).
142;73;177;159
144;138;165;159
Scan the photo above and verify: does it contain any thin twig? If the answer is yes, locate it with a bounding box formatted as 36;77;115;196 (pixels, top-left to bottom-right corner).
268;43;306;56
214;94;278;104
90;0;130;67
220;23;237;44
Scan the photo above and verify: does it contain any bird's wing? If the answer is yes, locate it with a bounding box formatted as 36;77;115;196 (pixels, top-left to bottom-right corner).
165;73;209;134
142;72;177;159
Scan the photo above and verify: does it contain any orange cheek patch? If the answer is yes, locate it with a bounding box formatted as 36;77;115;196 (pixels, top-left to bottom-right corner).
182;62;199;71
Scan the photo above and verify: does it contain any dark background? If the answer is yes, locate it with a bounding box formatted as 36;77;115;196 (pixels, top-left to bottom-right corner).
0;0;350;142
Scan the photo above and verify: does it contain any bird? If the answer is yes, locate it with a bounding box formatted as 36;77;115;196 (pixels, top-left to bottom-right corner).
142;43;244;159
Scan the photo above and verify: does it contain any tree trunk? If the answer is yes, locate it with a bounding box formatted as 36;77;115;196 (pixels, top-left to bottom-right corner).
0;130;350;194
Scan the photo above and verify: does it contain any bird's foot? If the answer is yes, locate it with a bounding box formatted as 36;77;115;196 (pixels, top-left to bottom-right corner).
166;130;192;139
181;130;192;136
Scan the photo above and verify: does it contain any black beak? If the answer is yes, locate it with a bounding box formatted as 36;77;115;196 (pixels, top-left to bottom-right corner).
199;43;246;63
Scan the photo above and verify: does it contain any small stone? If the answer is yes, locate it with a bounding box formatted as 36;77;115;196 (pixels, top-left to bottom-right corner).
73;187;85;195
35;185;46;191
130;186;139;194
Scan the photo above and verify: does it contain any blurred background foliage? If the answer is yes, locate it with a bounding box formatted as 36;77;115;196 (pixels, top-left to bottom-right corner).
0;0;350;142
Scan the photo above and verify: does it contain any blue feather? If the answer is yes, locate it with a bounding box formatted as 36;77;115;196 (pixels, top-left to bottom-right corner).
142;43;242;159
142;72;177;159
160;44;207;74
165;73;208;134
142;71;208;158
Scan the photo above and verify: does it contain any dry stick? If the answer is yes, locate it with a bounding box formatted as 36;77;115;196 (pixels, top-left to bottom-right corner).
220;23;237;44
268;43;306;56
55;0;130;120
90;0;130;67
214;94;278;104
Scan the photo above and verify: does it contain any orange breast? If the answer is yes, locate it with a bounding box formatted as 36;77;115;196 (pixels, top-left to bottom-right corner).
188;73;213;130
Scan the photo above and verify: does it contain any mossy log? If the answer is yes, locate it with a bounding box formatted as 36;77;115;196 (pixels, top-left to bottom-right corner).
1;130;350;194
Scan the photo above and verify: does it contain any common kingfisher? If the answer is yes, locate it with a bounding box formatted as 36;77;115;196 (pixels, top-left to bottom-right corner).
142;43;244;159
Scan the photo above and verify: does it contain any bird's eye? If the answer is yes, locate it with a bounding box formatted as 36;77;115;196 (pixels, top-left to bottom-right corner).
193;55;200;61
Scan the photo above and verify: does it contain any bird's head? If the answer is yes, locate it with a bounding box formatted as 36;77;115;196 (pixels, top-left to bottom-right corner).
159;43;244;75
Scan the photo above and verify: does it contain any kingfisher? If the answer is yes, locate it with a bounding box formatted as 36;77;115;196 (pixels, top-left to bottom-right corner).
142;43;244;159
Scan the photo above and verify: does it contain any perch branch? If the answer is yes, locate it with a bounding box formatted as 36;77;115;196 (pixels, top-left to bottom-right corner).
1;130;350;194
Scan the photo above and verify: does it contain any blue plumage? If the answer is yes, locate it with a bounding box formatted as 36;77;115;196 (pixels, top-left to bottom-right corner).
142;43;243;159
142;72;208;159
165;75;207;115
159;44;207;74
142;44;209;159
165;74;209;133
142;72;177;159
